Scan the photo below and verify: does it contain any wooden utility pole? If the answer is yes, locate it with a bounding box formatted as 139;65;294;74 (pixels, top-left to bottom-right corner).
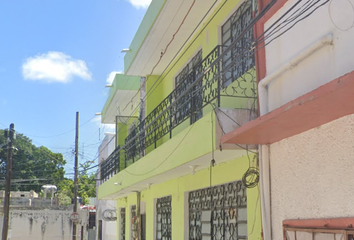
73;112;79;240
2;123;15;240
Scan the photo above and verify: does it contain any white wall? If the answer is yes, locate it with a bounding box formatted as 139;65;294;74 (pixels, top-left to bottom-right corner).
264;0;354;112
96;200;117;240
0;208;89;240
98;133;116;164
269;114;354;240
97;135;117;240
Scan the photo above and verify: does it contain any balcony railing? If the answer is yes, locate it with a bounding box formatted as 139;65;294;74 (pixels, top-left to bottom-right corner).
100;146;120;183
99;0;263;182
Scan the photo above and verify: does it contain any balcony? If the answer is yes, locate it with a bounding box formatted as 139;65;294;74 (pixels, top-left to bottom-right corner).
100;48;257;184
99;0;260;185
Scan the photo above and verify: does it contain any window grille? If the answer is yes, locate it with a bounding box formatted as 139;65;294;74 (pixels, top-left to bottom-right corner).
174;50;203;125
120;208;126;240
156;196;172;240
131;205;137;240
221;0;254;87
189;181;247;240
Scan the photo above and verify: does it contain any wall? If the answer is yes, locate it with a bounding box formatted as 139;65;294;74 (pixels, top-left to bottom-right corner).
0;208;89;240
269;114;354;240
98;133;116;164
96;200;117;240
264;0;354;112
116;155;262;240
144;0;251;140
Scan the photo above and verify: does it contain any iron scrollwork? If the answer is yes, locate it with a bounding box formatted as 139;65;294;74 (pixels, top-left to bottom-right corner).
102;0;258;174
189;181;247;240
120;208;126;240
156;196;172;240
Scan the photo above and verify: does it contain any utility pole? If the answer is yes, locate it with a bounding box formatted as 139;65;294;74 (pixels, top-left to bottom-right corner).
2;123;15;240
73;112;79;240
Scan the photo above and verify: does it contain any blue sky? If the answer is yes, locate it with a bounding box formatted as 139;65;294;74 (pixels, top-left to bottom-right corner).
0;0;151;177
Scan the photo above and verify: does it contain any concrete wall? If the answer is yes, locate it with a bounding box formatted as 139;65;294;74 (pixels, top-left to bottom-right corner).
116;155;261;240
98;133;116;164
269;114;354;240
264;0;354;112
96;200;117;240
0;208;89;240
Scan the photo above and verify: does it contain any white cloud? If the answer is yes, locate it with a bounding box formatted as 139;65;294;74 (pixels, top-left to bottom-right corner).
127;0;152;9
93;116;115;133
106;71;122;84
22;51;92;83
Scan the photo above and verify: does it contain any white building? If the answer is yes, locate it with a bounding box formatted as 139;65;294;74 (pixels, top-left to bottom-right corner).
222;0;354;240
96;133;117;240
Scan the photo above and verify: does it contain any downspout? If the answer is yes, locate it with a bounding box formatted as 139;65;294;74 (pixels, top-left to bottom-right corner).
258;33;333;240
258;33;333;115
137;191;141;240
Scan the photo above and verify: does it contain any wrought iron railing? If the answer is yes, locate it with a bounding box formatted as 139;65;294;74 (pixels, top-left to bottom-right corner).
100;146;120;183
99;0;261;182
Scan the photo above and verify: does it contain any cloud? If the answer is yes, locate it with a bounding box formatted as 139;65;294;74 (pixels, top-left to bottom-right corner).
93;116;115;133
127;0;152;9
22;51;92;83
106;71;122;84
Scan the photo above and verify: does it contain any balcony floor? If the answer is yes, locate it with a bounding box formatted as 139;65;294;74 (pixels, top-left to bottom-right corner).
221;70;354;145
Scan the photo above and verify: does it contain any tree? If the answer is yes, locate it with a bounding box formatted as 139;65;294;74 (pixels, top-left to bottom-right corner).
0;129;66;192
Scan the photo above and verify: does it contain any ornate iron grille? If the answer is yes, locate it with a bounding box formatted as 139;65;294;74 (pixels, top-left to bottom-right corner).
175;50;203;125
222;0;254;88
106;0;259;170
131;205;137;240
189;181;247;240
156;196;172;240
100;146;120;183
120;208;126;240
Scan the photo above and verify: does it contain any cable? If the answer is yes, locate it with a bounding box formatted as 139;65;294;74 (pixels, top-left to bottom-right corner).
123;122;195;176
98;0;329;179
19;115;96;139
122;0;210;112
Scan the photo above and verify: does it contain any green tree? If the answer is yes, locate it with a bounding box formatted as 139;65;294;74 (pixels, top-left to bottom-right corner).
0;129;66;192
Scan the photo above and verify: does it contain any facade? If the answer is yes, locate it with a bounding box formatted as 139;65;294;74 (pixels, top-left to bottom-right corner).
222;0;354;240
97;133;119;240
98;0;264;239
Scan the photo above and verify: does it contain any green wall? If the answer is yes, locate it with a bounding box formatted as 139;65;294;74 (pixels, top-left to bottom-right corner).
116;155;262;240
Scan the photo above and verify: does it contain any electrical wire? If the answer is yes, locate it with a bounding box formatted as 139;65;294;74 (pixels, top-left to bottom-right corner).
95;0;330;180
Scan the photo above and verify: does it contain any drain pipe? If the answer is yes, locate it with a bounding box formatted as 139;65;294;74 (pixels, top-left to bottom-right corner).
258;33;333;115
257;33;333;240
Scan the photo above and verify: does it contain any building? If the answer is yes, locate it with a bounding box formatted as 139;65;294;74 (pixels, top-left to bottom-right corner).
96;133;119;240
97;0;264;239
222;0;354;240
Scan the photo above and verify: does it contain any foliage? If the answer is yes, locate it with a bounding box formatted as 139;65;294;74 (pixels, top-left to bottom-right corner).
57;191;72;206
0;129;96;204
0;129;66;192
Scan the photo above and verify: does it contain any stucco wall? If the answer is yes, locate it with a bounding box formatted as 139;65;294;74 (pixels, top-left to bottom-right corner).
0;208;89;240
96;200;117;240
116;155;262;240
269;114;354;240
264;0;354;112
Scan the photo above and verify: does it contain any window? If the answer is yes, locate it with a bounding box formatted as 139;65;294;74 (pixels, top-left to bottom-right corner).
120;208;126;240
189;181;247;240
156;196;172;240
174;50;203;125
221;0;254;87
131;205;137;240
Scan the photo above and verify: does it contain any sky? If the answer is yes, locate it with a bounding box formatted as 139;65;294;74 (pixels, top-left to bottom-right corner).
0;0;152;177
